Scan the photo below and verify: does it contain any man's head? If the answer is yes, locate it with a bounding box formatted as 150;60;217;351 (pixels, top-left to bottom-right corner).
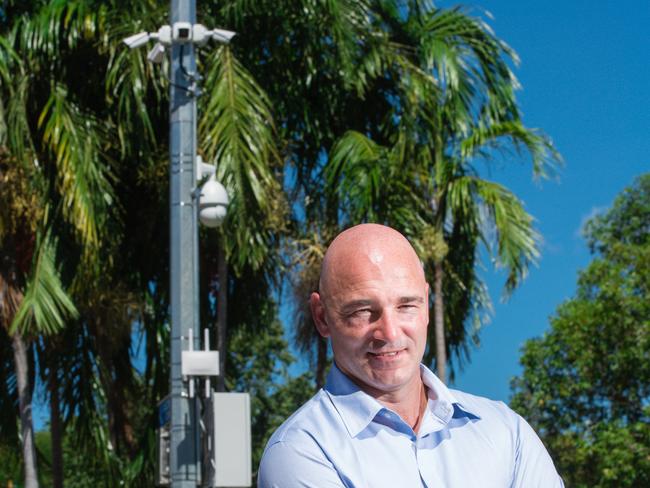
310;224;429;398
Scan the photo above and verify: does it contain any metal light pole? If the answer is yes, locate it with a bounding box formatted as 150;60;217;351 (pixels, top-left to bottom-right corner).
169;0;200;485
123;4;242;486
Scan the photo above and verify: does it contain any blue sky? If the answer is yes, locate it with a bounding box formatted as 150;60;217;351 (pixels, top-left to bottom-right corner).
448;0;649;401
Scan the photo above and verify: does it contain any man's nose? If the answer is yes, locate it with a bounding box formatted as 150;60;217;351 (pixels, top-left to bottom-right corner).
372;310;399;343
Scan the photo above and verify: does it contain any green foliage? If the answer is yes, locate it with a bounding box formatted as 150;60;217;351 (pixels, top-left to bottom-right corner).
10;234;78;336
0;431;55;487
0;428;116;487
200;44;287;273
511;174;650;487
228;319;313;474
0;441;22;486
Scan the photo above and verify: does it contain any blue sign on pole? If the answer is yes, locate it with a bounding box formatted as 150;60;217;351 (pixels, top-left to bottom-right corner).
158;395;171;428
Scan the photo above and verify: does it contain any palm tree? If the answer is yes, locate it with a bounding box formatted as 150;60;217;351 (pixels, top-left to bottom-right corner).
219;0;424;388
0;1;117;484
326;5;560;382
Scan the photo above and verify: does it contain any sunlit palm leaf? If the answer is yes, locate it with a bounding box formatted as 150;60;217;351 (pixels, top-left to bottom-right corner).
322;0;373;92
10;234;78;335
105;2;167;159
106;47;161;157
448;175;540;295
202;46;279;205
460;120;561;179
327;130;427;226
38;83;114;248
328;130;387;221
200;45;284;271
1;64;36;164
418;6;521;132
328;130;384;180
11;0;107;56
0;36;20;147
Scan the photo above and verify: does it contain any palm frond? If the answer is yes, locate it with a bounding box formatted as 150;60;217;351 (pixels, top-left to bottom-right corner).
104;2;167;159
201;45;280;203
328;130;384;180
327;131;387;222
10;233;78;335
419;6;520;126
463;176;541;294
2;69;36;164
200;45;285;272
322;0;373;92
12;0;107;58
460;120;562;179
0;36;21;148
327;130;430;227
105;45;162;158
38;83;114;248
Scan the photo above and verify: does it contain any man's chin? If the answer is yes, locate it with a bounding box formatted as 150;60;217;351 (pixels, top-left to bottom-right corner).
361;369;418;395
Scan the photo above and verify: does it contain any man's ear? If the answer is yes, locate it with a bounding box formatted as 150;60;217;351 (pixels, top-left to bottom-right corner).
310;292;330;338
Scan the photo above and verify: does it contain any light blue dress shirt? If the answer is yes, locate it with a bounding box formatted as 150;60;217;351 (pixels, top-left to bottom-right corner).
258;363;564;487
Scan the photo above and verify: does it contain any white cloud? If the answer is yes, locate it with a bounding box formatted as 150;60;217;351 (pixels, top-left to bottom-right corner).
574;206;607;239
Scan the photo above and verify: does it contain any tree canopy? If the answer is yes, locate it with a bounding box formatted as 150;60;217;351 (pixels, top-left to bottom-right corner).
510;174;650;488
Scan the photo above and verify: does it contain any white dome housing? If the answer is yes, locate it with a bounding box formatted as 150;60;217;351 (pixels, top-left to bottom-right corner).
199;179;229;227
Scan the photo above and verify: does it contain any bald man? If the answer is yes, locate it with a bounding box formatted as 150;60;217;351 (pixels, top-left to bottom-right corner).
258;224;563;488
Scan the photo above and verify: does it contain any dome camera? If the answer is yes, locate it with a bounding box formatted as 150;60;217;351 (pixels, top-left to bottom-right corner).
199;179;229;227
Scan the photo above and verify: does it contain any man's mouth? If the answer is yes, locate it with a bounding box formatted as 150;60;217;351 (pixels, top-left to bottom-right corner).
368;350;402;358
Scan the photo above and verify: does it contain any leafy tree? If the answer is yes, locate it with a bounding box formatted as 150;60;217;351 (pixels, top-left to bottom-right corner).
511;174;650;487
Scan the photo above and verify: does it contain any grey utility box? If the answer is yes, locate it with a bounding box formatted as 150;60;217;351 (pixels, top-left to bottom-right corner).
210;392;252;487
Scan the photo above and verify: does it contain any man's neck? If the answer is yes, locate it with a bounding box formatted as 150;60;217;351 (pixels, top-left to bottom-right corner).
376;380;429;433
333;363;434;433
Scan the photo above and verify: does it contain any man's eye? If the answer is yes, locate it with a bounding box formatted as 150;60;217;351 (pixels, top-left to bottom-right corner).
350;309;372;318
399;304;418;311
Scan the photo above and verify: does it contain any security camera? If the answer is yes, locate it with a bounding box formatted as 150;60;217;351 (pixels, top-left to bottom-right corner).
173;22;193;43
211;28;236;44
199;179;229;227
147;42;166;64
156;25;172;45
191;24;211;46
191;25;237;46
123;31;150;49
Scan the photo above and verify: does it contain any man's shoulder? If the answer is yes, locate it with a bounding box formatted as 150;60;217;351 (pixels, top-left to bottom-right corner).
259;388;350;487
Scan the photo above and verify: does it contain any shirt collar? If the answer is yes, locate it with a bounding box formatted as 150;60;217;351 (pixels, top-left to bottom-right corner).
324;363;481;438
324;363;384;438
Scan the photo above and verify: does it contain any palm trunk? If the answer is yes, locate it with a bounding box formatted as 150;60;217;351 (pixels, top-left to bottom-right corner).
216;244;228;392
12;333;39;488
315;336;328;391
49;367;63;488
94;322;137;457
433;260;447;384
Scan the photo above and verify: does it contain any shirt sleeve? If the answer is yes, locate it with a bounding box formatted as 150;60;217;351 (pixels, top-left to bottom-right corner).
511;413;565;488
258;439;348;488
